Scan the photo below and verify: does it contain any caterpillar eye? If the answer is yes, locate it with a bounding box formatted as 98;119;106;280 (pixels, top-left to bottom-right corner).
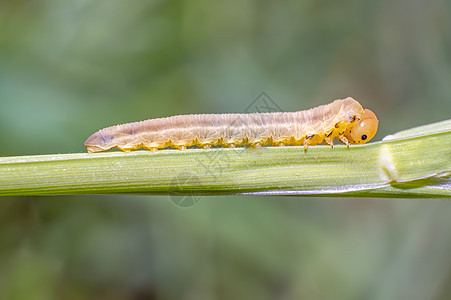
346;109;378;144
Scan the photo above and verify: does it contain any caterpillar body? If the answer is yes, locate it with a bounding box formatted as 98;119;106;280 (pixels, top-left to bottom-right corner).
84;97;378;153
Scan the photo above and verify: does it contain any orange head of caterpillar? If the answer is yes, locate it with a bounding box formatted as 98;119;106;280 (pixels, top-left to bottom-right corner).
345;109;378;144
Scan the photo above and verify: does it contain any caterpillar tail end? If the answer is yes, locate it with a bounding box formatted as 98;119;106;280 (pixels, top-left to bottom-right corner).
85;145;105;153
84;131;109;153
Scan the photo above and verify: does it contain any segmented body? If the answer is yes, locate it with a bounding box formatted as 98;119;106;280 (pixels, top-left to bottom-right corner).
84;97;377;153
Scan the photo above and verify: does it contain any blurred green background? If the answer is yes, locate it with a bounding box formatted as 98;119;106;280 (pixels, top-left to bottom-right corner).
1;1;451;299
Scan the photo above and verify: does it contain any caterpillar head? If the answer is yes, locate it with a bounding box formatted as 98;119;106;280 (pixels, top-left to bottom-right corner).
345;109;378;144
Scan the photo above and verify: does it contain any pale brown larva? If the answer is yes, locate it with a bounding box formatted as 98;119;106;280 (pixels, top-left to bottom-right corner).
84;97;378;153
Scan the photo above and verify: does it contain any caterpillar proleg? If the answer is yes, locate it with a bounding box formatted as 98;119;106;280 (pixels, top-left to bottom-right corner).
84;97;378;153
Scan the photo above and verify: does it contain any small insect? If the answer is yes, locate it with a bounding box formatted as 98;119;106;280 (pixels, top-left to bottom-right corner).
84;97;378;153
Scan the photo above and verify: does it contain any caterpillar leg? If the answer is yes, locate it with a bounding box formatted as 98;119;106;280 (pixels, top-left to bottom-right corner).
86;145;106;153
172;145;186;150
253;142;262;148
324;138;334;148
271;138;287;147
143;145;158;152
271;142;285;147
303;134;315;151
118;146;133;152
338;136;350;147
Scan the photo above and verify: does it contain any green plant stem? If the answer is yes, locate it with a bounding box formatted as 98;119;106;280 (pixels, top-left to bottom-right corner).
0;120;450;197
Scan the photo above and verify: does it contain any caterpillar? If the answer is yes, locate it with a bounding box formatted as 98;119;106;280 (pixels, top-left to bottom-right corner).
84;97;378;153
